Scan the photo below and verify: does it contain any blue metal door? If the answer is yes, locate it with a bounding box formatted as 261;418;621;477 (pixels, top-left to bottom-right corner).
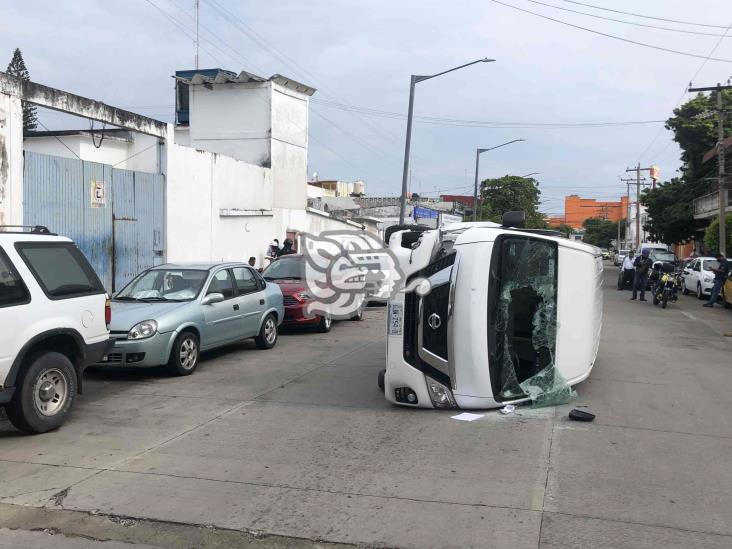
23;151;165;293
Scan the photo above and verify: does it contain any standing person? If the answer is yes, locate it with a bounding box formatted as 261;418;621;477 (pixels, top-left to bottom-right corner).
618;250;635;290
248;256;256;268
631;248;653;301
276;238;295;257
265;239;280;265
703;253;729;308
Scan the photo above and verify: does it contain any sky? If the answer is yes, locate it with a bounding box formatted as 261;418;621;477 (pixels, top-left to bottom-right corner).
3;0;732;217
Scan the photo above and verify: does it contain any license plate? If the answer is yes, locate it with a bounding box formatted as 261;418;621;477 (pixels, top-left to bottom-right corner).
388;303;402;336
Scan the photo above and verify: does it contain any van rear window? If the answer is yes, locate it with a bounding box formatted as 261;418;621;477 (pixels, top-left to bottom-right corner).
15;242;104;299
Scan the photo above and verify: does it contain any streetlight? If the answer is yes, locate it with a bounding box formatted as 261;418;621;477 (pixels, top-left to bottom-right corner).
399;58;495;224
473;139;525;221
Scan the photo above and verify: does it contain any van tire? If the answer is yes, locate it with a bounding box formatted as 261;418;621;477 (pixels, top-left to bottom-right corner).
6;351;77;434
317;313;332;333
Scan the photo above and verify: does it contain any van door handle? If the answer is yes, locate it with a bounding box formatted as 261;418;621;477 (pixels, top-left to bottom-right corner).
259;299;265;305
233;304;240;310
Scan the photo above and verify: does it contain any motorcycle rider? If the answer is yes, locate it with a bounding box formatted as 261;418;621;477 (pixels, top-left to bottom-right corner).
631;248;653;301
618;250;635;290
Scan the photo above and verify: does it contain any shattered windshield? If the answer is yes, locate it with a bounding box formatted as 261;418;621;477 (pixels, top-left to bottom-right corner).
488;236;573;406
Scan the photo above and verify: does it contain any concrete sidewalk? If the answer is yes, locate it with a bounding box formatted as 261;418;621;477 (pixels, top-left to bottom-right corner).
1;270;731;548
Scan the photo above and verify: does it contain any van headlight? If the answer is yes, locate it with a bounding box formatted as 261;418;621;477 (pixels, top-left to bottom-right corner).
128;320;158;340
425;377;457;408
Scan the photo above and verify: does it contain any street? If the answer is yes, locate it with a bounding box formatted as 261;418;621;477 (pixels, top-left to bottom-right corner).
0;266;731;548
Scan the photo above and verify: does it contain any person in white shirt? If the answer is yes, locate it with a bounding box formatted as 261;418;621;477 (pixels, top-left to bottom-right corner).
618;250;635;290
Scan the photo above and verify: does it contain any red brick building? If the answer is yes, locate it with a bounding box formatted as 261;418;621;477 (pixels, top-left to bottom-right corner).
548;195;629;229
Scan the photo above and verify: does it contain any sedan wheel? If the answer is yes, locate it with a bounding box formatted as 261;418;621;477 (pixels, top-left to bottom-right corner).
168;332;200;376
255;314;278;349
682;280;689;295
697;283;704;300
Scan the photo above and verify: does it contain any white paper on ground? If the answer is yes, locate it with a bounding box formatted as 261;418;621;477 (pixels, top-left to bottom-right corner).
451;412;484;422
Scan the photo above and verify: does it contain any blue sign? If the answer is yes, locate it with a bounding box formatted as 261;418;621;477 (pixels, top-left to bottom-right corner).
413;206;439;220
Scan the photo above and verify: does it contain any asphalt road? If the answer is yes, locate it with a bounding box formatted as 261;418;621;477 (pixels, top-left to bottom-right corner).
1;266;732;549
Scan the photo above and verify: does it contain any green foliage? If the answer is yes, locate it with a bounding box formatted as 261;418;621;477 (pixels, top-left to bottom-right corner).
551;223;574;237
582;217;618;248
641;90;732;244
703;213;732;255
6;48;38;131
479;175;547;228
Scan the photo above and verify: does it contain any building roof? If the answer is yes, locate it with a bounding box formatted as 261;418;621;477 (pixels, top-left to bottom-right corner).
174;68;316;96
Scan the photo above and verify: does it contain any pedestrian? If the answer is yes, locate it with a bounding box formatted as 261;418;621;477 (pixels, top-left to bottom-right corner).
276;238;295;257
702;253;729;308
265;239;280;264
248;256;256;268
631;248;653;301
618;250;635;290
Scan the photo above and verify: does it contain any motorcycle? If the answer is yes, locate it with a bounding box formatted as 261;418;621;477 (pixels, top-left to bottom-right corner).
651;262;681;308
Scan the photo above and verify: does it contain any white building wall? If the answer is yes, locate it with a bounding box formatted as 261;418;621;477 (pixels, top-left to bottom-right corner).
22;135;82;161
0;91;23;225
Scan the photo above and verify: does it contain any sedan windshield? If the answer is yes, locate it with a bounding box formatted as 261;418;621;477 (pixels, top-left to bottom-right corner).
262;257;304;280
115;269;208;301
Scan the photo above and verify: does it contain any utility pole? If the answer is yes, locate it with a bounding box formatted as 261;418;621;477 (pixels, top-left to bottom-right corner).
689;83;731;255
620;176;637;248
194;0;200;70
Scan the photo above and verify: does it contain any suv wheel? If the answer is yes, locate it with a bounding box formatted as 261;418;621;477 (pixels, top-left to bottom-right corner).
255;314;278;349
6;352;77;434
168;332;200;376
317;313;332;333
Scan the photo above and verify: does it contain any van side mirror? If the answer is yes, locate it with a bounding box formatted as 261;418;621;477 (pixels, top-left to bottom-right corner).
202;292;224;305
502;211;526;228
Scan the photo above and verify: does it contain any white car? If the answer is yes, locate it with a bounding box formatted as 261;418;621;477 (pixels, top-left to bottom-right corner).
381;214;603;410
614;249;630;267
0;227;111;433
681;257;719;299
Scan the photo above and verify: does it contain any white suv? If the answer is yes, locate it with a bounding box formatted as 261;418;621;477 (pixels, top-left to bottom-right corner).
0;226;111;434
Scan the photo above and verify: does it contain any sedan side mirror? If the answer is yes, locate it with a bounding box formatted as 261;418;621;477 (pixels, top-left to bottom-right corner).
202;292;224;305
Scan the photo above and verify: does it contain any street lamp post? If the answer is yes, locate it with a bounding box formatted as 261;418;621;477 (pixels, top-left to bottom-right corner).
399;58;495;224
472;139;525;221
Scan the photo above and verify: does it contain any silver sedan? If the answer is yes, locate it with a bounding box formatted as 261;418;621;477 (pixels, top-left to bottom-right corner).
96;262;284;375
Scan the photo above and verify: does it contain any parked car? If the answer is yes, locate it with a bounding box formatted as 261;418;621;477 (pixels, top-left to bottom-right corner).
600;248;609;260
1;226;111;433
261;255;364;333
97;263;283;375
648;249;678;270
614;249;630;267
680;257;719;299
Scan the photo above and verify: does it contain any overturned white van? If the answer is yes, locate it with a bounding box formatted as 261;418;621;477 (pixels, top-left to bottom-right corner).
381;213;603;409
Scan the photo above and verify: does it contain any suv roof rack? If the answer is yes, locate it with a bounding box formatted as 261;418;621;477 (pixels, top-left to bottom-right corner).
0;225;56;235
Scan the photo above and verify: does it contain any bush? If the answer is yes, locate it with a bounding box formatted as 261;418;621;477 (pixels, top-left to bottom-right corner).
703;213;732;255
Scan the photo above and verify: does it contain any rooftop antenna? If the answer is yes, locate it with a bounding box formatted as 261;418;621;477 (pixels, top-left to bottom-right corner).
194;0;200;69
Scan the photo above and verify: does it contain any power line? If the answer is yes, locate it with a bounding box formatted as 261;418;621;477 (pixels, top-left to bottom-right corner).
635;20;732;164
561;0;732;30
36;120;82;160
490;0;732;63
525;0;732;38
144;0;394;187
311;98;664;128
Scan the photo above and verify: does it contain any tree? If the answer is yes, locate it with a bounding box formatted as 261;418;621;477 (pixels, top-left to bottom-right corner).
703;213;732;256
480;175;547;228
6;48;38;131
582;217;618;248
641;89;732;244
550;223;574;237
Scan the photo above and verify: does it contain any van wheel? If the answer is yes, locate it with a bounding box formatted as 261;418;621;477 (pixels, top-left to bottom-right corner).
317;313;332;333
6;352;77;434
350;306;364;321
168;332;200;376
255;314;278;349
